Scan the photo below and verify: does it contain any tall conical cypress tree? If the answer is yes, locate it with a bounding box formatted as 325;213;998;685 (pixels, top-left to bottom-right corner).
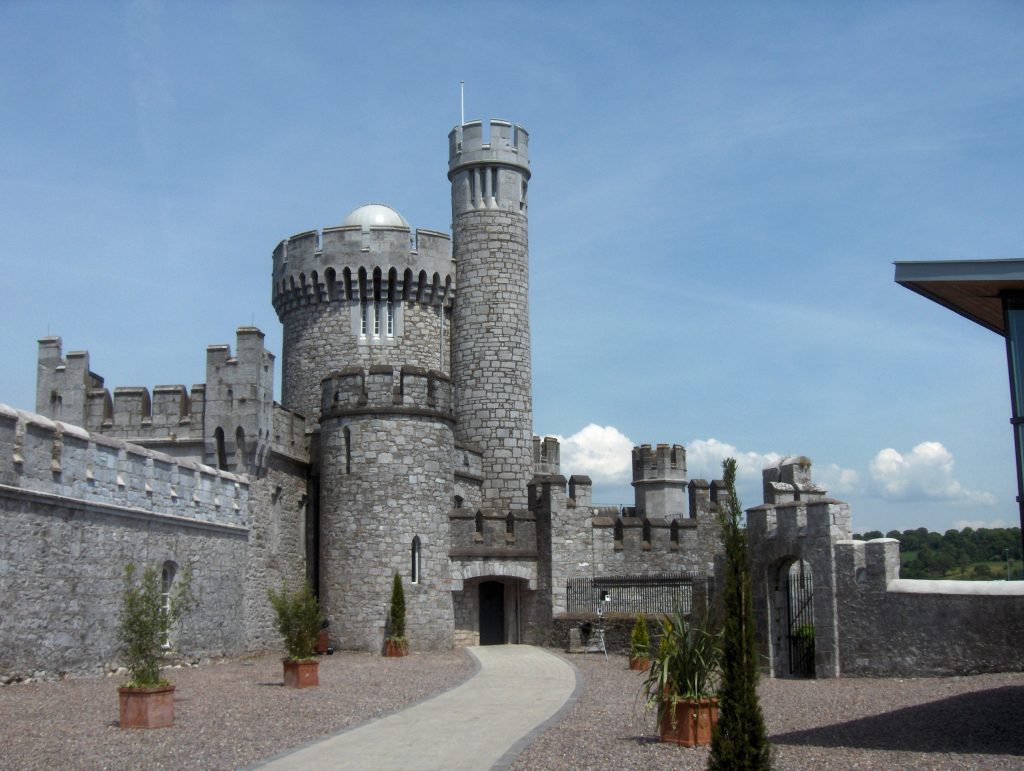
708;457;772;770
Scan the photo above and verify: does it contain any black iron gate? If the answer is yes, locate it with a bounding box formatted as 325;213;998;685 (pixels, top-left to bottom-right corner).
786;560;815;678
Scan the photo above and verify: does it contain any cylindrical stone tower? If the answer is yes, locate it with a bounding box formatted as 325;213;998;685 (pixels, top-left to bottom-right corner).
318;366;455;651
448;119;532;509
271;204;454;420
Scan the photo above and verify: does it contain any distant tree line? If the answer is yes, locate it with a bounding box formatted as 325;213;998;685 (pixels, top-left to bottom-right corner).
852;527;1022;580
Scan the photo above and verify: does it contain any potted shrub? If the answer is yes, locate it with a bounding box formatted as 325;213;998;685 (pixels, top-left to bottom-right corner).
267;581;322;688
629;613;651;670
117;562;193;729
642;608;721;746
383;573;408;657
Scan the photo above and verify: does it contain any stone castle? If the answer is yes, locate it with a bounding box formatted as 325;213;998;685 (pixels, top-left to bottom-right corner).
6;117;1023;682
2;118;725;678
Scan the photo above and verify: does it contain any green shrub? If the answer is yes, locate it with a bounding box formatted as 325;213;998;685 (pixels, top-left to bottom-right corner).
387;573;406;643
267;581;321;661
630;613;651;659
118;562;193;688
708;457;772;769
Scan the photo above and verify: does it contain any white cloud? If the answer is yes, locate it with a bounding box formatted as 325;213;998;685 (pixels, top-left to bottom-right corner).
685;438;781;482
815;463;860;496
552;424;635;483
868;441;996;506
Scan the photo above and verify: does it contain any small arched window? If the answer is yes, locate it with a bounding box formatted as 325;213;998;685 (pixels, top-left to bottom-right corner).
642;518;652;544
411;536;421;584
613;518;624;545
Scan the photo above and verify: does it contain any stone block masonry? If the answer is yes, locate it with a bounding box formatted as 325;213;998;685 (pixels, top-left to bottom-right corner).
0;404;250;680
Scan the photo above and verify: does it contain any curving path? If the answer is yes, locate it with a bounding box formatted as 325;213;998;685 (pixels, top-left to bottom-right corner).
252;645;580;771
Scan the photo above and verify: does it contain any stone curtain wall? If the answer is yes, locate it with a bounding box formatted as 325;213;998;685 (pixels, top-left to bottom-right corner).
746;457;1024;678
0;404;250;680
834;538;1024;675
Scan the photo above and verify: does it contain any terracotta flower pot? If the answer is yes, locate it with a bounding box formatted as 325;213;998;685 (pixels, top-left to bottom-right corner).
383;639;408;657
119;684;175;729
659;697;718;746
629;656;650;671
283;659;319;688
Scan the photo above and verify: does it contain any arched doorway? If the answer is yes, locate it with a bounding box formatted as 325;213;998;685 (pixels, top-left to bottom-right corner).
478;581;505;645
785;559;815;678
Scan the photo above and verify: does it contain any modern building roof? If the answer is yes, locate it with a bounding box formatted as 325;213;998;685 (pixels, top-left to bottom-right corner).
894;258;1024;336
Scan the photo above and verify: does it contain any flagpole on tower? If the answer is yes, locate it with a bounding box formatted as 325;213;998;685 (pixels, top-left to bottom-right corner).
460;81;465;126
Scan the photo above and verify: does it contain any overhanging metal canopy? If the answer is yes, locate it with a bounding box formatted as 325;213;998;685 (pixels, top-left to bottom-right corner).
894;258;1024;336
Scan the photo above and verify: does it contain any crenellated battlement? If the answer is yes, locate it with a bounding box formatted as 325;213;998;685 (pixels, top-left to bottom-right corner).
762;455;827;504
632;443;687;482
448;119;530;215
320;365;453;421
834;538;901;591
271;225;454;318
533;435;560;476
448;119;530;173
746;498;852;544
0;403;248;529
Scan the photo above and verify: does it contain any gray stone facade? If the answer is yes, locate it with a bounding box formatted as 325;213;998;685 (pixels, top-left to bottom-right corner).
747;457;1024;678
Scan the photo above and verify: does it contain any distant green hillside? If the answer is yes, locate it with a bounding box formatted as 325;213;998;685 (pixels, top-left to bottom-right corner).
851;526;1022;580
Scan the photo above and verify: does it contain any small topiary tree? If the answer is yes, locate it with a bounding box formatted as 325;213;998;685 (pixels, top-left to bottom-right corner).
118;562;193;688
708;457;772;769
630;613;651;661
267;581;321;661
385;573;407;654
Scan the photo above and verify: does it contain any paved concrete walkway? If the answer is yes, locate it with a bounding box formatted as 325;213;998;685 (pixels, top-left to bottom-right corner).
254;645;580;771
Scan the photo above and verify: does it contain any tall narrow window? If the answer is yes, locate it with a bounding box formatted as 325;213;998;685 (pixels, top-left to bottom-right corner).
411;536;421;584
214;427;228;470
161;561;177;648
360;299;368;336
373;301;381;336
386;301;395;337
343;426;352;474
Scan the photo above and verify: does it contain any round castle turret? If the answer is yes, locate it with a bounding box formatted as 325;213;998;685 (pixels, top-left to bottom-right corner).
318;365;455;651
448;119;533;508
272;204;454;420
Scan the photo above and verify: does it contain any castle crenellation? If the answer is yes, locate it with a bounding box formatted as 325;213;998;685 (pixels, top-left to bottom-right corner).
0;404;249;530
5;113;1022;682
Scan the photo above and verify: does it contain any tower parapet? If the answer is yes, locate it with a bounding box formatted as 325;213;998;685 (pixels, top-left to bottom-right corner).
320;366;453;421
448;120;529;215
271;226;453;317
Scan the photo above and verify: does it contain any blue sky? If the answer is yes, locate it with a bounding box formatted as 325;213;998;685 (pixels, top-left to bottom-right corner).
2;1;1023;534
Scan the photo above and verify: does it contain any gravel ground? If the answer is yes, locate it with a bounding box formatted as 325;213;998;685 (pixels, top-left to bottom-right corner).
513;654;1024;770
0;650;473;771
2;650;1022;770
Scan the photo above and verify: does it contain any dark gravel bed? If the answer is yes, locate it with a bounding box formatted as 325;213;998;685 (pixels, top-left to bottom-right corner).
0;650;473;771
513;653;1024;770
3;650;1022;770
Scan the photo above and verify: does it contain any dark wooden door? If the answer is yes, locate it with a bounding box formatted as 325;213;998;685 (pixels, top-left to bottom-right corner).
478;581;505;645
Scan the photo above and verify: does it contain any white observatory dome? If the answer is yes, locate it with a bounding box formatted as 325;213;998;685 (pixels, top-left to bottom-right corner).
341;203;409;228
